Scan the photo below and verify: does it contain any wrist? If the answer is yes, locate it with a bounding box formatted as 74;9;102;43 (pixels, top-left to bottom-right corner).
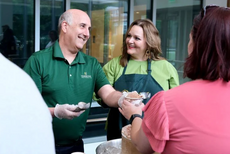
129;114;142;124
54;104;62;119
49;107;55;117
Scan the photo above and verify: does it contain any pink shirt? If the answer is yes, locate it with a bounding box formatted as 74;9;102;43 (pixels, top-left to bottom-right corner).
142;79;230;153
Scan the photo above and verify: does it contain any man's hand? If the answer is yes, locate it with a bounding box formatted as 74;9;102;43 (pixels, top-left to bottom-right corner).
54;104;85;119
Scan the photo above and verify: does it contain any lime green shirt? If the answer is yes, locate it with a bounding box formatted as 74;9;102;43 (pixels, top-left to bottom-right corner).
23;41;109;145
103;57;179;91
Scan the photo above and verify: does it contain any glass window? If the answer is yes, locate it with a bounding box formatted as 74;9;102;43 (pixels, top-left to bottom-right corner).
133;0;152;20
0;0;34;68
40;0;64;50
156;0;201;83
70;0;128;65
70;0;128;139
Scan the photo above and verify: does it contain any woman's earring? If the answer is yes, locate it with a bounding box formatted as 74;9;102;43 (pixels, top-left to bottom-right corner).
146;50;150;59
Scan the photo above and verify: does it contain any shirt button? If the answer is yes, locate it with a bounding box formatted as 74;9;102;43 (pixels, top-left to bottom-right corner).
69;66;71;68
70;74;72;77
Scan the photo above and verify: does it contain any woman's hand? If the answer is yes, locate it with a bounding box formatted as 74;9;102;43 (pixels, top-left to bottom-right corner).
119;100;144;120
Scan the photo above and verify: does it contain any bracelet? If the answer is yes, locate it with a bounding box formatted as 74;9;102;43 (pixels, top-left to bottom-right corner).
129;114;142;124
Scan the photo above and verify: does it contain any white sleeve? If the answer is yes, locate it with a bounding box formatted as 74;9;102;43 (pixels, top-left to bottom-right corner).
0;54;55;154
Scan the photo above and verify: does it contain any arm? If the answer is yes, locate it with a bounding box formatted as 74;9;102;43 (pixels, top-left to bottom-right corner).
24;54;85;119
167;62;180;89
119;100;154;154
97;84;122;108
95;57;121;107
95;57;122;107
24;56;53;117
131;118;154;154
23;55;42;92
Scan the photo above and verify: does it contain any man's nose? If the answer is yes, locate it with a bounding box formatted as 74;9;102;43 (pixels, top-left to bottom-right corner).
84;29;90;39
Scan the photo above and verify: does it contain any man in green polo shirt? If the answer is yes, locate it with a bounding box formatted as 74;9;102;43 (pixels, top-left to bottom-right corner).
23;9;122;154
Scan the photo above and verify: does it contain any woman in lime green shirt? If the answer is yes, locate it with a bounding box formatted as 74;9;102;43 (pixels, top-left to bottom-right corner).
103;19;179;140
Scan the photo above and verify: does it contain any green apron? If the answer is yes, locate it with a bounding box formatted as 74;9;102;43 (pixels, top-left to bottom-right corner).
107;59;163;140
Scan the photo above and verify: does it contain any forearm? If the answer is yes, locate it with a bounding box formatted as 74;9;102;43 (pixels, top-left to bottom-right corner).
97;85;122;108
131;118;143;145
131;118;154;154
103;90;122;107
119;100;153;154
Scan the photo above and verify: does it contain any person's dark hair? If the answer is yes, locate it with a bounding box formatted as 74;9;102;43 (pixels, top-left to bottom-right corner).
2;25;9;29
120;19;164;67
184;7;230;82
49;30;58;41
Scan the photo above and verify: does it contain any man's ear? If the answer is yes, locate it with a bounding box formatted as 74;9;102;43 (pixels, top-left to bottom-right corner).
61;21;68;33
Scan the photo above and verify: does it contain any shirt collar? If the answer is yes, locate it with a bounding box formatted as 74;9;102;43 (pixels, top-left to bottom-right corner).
53;40;64;58
53;40;86;65
72;51;86;65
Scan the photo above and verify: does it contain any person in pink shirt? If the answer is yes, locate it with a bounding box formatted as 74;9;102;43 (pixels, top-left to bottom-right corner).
119;5;230;154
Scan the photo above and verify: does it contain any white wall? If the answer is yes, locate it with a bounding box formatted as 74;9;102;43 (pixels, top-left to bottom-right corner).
203;0;227;7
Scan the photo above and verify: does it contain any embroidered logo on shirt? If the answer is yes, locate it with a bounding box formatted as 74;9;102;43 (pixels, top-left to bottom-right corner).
81;72;92;78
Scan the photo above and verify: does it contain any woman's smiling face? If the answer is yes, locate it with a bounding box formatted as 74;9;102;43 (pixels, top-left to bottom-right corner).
126;25;147;61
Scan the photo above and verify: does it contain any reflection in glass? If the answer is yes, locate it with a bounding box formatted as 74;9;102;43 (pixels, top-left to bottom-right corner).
133;0;151;20
70;0;128;65
40;0;64;50
0;0;34;68
156;0;201;83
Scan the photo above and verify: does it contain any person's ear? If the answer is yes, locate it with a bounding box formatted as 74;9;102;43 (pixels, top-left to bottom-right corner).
61;21;68;33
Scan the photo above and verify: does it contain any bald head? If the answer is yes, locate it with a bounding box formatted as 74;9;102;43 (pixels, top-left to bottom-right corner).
58;9;91;54
58;9;90;34
67;9;89;17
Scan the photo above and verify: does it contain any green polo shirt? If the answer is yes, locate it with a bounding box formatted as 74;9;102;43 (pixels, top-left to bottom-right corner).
23;41;109;145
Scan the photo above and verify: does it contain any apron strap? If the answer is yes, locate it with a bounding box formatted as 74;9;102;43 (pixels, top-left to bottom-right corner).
147;59;152;75
123;59;152;75
122;64;127;75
